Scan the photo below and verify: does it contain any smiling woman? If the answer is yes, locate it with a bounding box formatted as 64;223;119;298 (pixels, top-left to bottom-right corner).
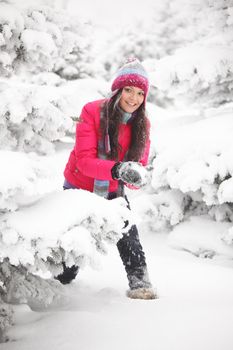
58;57;157;300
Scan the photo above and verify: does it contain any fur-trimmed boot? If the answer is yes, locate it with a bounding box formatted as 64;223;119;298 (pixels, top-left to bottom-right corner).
126;266;158;300
117;223;158;300
127;287;157;300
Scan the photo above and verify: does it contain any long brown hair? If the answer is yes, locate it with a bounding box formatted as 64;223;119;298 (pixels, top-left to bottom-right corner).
100;90;149;161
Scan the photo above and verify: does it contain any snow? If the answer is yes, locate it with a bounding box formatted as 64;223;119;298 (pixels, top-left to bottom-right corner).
0;52;12;67
21;29;57;55
168;215;233;261
151;44;233;91
67;0;156;30
1;233;233;350
0;3;24;33
118;161;149;187
0;189;132;269
151;105;233;205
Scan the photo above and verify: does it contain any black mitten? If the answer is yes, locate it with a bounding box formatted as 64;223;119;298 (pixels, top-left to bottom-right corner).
111;161;147;187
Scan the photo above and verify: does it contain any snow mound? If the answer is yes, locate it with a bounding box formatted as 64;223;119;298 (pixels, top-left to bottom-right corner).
168;215;233;260
0;150;66;212
130;190;185;233
151;107;233;206
0;190;132;274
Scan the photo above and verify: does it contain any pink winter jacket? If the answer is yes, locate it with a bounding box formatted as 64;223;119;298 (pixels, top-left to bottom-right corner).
64;99;151;193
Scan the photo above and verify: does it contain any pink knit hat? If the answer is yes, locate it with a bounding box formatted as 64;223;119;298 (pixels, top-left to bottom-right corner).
111;57;149;97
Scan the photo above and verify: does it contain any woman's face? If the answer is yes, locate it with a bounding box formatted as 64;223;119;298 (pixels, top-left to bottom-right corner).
119;86;145;113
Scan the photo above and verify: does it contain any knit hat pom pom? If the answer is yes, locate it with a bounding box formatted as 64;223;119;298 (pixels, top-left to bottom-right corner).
111;57;149;97
124;57;140;65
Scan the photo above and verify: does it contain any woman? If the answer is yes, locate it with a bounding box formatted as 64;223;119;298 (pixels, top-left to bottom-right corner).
57;58;157;300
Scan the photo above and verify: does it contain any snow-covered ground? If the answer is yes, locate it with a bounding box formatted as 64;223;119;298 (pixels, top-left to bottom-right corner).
2;230;233;350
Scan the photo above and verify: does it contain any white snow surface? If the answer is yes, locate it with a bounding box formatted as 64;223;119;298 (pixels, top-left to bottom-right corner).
1;232;233;350
168;215;233;261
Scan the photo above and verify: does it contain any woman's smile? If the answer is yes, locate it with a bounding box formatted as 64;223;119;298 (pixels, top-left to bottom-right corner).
119;86;145;113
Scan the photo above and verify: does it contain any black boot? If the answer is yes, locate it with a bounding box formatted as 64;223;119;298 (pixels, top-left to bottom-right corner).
117;224;152;289
117;225;157;299
55;262;79;285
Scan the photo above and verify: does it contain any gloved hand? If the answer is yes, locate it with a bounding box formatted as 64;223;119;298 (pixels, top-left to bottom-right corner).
111;161;148;187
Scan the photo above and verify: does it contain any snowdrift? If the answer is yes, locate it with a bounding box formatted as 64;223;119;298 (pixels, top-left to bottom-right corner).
0;189;132;275
0;189;133;326
168;215;233;262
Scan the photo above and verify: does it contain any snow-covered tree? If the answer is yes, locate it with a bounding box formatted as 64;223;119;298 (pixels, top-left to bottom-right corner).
0;189;132;306
0;1;95;78
0;185;133;338
0;78;74;154
97;20;160;81
0;1;109;340
137;0;233;239
135;103;233;243
0;77;107;154
97;0;233;107
0;1;108;155
0;295;13;343
146;0;233;108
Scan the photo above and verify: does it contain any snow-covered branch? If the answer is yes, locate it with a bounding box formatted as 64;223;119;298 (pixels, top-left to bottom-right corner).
0;189;132;274
0;2;94;78
0;189;133;335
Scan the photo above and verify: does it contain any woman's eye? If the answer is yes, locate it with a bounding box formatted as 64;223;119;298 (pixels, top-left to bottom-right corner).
124;87;131;92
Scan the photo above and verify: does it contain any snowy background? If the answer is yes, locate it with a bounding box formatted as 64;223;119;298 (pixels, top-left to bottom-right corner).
0;0;233;348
